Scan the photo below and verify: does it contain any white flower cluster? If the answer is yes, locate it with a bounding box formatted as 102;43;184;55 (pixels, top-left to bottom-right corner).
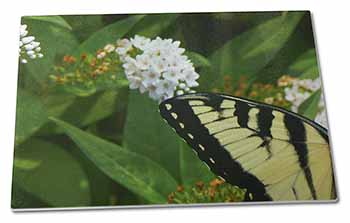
115;35;199;102
284;78;321;112
284;77;328;128
19;24;43;64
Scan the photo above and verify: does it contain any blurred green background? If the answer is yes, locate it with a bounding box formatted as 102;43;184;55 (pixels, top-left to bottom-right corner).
12;11;322;208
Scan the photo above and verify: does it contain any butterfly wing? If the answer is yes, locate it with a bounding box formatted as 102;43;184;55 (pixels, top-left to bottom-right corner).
159;93;336;201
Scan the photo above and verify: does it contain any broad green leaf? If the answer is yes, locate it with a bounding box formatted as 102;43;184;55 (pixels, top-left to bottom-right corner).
12;183;49;209
75;15;144;55
13;139;91;207
206;12;304;88
185;51;211;68
51;118;177;204
124;91;181;181
179;141;215;186
289;48;320;79
62;138;118;206
127;14;178;38
255;14;316;84
38;89;128;135
62;15;104;42
57;89;127;127
24;16;72;30
299;89;322;119
21;17;79;91
15;89;48;145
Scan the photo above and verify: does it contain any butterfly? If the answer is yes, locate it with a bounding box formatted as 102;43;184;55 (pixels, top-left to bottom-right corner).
159;92;337;202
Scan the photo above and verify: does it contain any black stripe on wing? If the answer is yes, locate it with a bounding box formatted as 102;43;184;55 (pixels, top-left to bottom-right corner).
234;101;251;128
284;115;317;199
159;93;271;201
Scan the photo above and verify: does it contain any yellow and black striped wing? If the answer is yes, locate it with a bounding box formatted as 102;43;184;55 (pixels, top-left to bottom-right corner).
159;93;336;201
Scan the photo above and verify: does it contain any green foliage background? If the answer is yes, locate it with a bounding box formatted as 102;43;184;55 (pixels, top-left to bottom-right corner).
12;11;321;208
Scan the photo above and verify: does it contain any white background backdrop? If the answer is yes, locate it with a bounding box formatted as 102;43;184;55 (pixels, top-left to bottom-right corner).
0;0;349;222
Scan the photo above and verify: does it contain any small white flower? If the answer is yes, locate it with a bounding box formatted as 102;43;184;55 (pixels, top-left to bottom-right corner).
31;41;40;48
104;44;115;53
315;109;328;128
172;40;181;48
123;57;138;76
24;44;35;51
176;90;185;95
142;67;161;86
310;78;321;91
116;38;132;48
135;54;151;70
27;50;35;55
148;84;161;100
151;58;167;73
156;80;177;98
163;67;181;83
128;76;143;89
97;51;106;59
116;39;132;57
182;69;199;87
131;35;151;50
21;36;35;44
179;83;187;89
284;87;294;101
173;47;185;55
20;24;28;37
19;24;43;64
167;55;184;68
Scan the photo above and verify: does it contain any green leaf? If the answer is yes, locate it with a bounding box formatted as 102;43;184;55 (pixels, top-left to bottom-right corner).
206;12;304;88
127;14;178;38
24;16;72;30
299;89;321;119
13;139;91;208
185;51;211;68
124;91;181;181
62;84;97;97
71;146;116;206
39;89;128;135
12;183;49;209
51;117;177;204
75;15;145;55
289;48;319;79
179;141;215;186
59;90;126;127
15;89;48;145
62;15;104;42
255;14;316;84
